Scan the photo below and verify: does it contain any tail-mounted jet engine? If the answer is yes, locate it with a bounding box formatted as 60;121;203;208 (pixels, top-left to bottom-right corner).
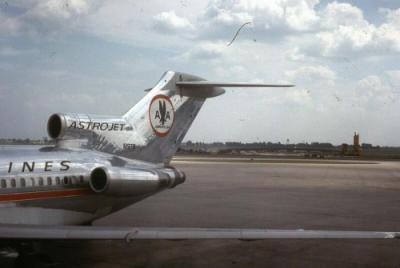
89;166;185;196
47;113;130;139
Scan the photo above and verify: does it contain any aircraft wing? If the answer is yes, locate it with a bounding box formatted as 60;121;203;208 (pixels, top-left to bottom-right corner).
0;225;399;241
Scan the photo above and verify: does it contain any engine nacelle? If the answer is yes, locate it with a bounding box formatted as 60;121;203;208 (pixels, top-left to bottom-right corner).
88;166;185;196
47;113;130;139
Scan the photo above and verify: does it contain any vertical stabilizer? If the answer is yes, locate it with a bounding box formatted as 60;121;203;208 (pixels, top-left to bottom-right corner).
122;71;211;164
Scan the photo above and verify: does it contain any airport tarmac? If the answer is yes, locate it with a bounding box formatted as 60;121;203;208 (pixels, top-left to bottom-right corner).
2;157;400;267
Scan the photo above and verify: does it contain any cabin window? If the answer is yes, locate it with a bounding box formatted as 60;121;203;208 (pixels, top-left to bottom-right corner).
11;179;16;188
1;179;6;188
47;177;52;186
73;176;79;185
63;176;69;185
20;178;26;187
38;177;44;186
30;178;35;187
56;177;61;185
79;175;84;184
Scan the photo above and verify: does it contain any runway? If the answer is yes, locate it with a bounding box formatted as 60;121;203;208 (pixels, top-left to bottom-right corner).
3;158;400;267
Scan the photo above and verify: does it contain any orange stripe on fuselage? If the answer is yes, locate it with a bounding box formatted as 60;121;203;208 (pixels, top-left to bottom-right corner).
0;188;92;202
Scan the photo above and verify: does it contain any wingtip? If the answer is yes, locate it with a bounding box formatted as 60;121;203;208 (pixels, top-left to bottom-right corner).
274;84;295;87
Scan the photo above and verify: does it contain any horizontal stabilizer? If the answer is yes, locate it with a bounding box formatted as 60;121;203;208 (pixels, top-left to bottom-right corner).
176;81;294;88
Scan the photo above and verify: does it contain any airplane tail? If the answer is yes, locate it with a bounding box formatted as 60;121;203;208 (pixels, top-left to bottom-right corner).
121;71;293;164
122;71;207;164
48;71;292;164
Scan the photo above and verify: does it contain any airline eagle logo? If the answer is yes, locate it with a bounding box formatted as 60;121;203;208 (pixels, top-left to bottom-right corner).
156;100;169;126
149;95;174;137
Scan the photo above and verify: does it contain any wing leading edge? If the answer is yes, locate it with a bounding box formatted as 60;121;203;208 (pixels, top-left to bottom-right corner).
0;225;399;241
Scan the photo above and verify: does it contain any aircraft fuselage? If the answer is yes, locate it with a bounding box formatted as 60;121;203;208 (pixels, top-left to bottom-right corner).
0;145;161;225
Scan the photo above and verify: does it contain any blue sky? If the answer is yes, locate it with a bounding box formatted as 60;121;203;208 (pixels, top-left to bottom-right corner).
0;0;399;145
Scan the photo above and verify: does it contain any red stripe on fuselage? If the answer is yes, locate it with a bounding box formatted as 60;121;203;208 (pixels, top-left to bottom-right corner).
0;188;92;202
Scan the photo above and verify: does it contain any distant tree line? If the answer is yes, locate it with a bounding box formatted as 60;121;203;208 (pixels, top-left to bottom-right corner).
0;137;53;145
179;141;394;153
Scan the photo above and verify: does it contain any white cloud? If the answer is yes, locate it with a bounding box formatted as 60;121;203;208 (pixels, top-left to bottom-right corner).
73;0;203;47
202;3;252;26
285;65;336;81
308;5;400;56
214;65;246;79
320;2;365;29
28;0;90;20
357;75;393;95
386;8;400;27
373;9;400;52
386;70;400;85
285;88;312;105
153;10;195;33
205;0;319;30
0;0;95;39
286;47;306;61
284;0;320;31
179;41;226;61
3;0;399;55
354;75;398;108
195;1;399;59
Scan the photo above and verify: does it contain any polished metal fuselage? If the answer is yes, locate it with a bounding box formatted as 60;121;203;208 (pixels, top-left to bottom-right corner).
0;145;161;225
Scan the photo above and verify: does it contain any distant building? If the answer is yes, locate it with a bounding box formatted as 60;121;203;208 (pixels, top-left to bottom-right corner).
353;132;361;156
341;143;348;155
362;143;373;149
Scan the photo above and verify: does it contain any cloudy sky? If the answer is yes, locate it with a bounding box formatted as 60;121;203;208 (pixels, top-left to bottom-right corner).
0;0;399;145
